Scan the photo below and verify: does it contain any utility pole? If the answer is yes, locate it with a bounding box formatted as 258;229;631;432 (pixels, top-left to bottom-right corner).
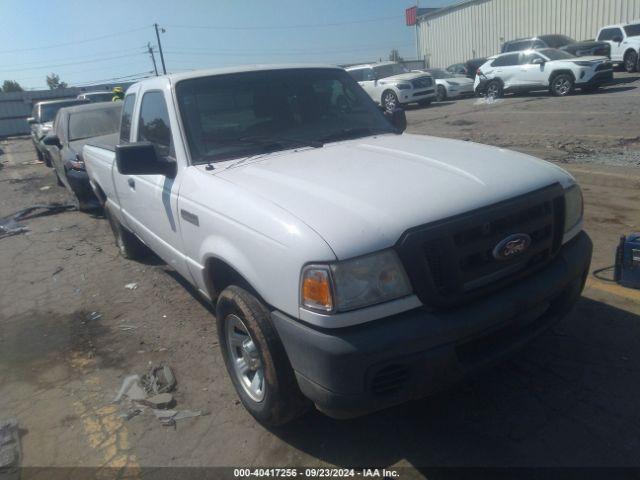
147;42;159;76
154;23;167;74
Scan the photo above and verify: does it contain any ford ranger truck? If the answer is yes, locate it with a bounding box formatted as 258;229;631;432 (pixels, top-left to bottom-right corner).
83;66;592;426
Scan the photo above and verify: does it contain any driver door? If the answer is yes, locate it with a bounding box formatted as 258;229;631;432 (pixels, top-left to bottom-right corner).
519;52;549;87
360;68;381;103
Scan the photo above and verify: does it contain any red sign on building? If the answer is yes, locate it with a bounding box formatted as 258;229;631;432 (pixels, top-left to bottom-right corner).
406;6;417;26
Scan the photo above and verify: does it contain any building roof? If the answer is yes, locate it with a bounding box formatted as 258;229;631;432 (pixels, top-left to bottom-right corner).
417;0;482;20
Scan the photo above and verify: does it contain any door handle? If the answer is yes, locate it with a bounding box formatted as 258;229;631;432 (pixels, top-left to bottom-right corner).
127;178;135;189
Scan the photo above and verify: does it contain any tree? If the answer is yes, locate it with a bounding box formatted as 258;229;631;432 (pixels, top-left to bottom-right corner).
46;73;68;90
389;49;405;63
1;80;24;92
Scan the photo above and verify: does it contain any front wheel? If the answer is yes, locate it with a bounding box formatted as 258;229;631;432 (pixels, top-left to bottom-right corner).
625;51;639;73
436;85;447;102
382;90;399;111
217;286;308;426
550;74;574;97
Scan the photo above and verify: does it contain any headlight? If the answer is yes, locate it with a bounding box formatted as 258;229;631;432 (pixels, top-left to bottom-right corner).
300;250;412;313
564;185;583;233
396;83;412;90
573;61;592;67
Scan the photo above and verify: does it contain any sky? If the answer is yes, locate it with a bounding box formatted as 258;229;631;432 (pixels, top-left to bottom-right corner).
0;0;458;90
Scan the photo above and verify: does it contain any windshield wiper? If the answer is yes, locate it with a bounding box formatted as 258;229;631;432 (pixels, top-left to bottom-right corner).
223;135;323;169
318;127;388;144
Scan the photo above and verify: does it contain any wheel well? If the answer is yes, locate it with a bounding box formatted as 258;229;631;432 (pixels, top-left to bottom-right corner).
624;48;638;59
549;70;575;82
92;182;107;206
205;257;263;303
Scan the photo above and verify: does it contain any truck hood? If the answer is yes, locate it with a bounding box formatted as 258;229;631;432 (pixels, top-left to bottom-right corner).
215;134;574;259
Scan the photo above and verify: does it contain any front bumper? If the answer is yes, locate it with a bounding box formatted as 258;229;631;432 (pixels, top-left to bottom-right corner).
399;88;436;104
272;232;592;419
577;70;614;86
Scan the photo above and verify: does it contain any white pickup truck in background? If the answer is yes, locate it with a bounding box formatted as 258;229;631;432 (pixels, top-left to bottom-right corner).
84;65;592;426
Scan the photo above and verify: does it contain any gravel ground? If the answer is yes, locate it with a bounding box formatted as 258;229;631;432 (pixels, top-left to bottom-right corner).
1;75;640;474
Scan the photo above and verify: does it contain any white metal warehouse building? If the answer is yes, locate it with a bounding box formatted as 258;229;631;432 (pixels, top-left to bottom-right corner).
417;0;640;67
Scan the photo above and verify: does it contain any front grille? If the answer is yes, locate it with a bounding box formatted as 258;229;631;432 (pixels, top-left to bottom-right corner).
411;76;433;89
396;184;565;309
370;364;410;396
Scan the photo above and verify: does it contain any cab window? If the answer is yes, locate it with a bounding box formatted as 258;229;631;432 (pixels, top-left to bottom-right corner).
598;28;624;41
347;69;365;82
492;53;520;67
120;94;136;143
137;91;173;157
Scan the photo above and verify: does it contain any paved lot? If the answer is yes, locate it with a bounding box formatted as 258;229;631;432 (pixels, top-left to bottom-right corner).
1;76;640;473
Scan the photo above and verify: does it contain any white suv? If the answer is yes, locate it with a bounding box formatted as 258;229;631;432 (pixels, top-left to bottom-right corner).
596;22;640;72
475;49;613;97
346;62;436;110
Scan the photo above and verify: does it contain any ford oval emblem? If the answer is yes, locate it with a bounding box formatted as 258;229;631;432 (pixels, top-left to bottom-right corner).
493;234;531;261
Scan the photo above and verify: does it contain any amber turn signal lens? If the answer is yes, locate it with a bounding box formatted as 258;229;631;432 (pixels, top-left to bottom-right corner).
301;268;333;312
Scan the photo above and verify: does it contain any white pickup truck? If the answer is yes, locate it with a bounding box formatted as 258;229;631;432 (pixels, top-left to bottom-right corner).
84;65;592;425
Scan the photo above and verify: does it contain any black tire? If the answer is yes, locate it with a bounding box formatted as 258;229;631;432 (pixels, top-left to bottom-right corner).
550;73;574;97
55;171;64;187
381;90;399;111
485;80;504;98
418;99;432;107
35;147;44;162
436;85;447;102
624;50;638;73
217;286;309;426
104;203;148;259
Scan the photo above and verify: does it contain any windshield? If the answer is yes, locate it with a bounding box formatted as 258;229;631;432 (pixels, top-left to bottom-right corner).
539;49;576;60
40;100;86;123
625;24;640;37
504;40;534;52
175;68;395;164
373;63;409;79
425;69;455;79
68;105;122;141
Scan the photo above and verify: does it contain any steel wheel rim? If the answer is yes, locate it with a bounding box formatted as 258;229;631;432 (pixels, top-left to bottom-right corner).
225;314;265;402
626;55;636;71
384;93;397;110
487;83;499;97
555;77;570;95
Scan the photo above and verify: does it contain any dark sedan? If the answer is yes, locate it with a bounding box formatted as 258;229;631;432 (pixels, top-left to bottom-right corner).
501;35;611;58
43;102;122;210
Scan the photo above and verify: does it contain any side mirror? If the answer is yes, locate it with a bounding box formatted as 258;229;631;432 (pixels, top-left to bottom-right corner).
384;108;407;133
613;35;623;43
42;134;61;148
532;58;546;65
27;117;36;124
116;142;177;178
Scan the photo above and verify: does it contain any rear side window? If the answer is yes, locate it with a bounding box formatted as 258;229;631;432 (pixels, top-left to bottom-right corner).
348;69;364;82
503;40;534;52
137;91;172;157
492;53;520;67
598;28;623;41
625;24;640;37
120;94;136;143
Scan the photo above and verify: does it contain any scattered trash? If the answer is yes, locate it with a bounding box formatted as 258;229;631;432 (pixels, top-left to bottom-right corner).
119;325;138;331
39;186;51;191
142;393;175;410
0;203;75;240
474;95;504;106
87;312;102;322
124;283;138;290
113;375;147;402
141;364;176;395
112;364;203;428
0;418;21;470
119;409;143;421
52;266;64;276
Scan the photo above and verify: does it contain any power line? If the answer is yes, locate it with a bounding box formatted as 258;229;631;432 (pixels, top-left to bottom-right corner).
0;47;147;69
165;15;404;30
5;59;151;82
0;26;149;54
71;71;154;88
0;52;147;73
163;44;414;57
